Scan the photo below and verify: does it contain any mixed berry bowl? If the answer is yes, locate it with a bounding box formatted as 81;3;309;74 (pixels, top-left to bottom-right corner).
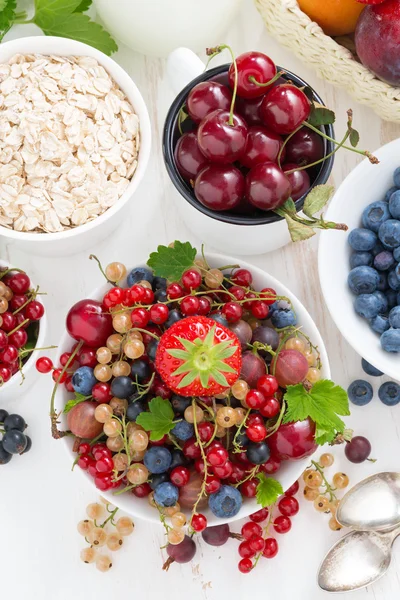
53;250;330;526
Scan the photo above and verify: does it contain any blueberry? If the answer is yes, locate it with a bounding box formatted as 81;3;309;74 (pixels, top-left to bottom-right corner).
154;289;168;303
4;413;26;432
381;328;400;352
171;395;191;415
268;301;278;314
21;435;32;454
373;290;389;313
0;409;8;422
131;360;151;383
171;420;194;441
387;289;399;309
389;190;400;220
362;201;390;232
348;266;380;295
149;472;170;490
152;276;167;291
347;380;373;406
2;429;27;454
126;400;145;422
154;481;179;507
370;315;390;334
0;441;12;464
398;292;400;305
350;252;373;269
208;484;243;518
111;376;136;399
377;272;388;291
371;242;385;257
147;339;160;361
394;167;400;188
388;269;400;291
246;441;271;465
378;381;400;406
396;263;400;280
394;246;400;262
165;309;182;328
361;358;383;377
348;228;378;251
374;251;394;272
235;431;249;447
271;309;297;329
378;220;400;249
127;267;153;287
143;446;172;474
354;294;382;319
71;366;97;396
389;306;400;328
385;186;398;202
169;449;188;470
209;312;229;327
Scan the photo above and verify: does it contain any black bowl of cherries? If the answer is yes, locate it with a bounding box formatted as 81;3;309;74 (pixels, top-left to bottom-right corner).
163;48;335;229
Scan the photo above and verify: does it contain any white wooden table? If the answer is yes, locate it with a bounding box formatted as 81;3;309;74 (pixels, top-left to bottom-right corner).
1;2;400;599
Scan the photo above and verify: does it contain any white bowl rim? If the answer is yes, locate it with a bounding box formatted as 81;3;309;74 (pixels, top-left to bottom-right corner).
318;137;400;380
0;260;47;393
55;252;331;525
0;36;151;242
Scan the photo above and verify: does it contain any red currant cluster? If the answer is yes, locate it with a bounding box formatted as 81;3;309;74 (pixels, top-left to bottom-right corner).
175;49;322;214
238;479;300;573
77;442;121;492
0;268;45;384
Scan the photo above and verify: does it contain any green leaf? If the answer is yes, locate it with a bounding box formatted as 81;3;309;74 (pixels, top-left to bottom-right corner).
35;0;83;27
147;241;197;281
303;184;335;218
0;0;16;39
35;12;118;55
256;473;284;508
284;214;316;243
307;106;336;127
74;0;92;11
349;128;360;148
281;197;297;215
283;379;350;445
63;392;91;414
136;397;176;441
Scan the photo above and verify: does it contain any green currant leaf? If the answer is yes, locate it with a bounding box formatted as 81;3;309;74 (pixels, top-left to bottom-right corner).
74;0;92;11
256;473;284;507
147;241;197;281
349;128;360;148
307;106;336;127
0;0;16;40
303;184;335;218
35;0;83;28
284;214;316;243
136;397;176;441
280;197;297;215
63;392;92;413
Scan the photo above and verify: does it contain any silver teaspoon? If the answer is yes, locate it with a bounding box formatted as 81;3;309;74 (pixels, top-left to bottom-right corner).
318;526;400;592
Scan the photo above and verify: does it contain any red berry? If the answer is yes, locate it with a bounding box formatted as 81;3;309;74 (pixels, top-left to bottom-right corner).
79;347;97;368
278;495;299;517
242;521;263;540
8;329;28;349
25;300;44;320
260;456;281;475
170;466;190;487
167;282;184;300
78;442;91;455
92;443;111;461
228;462;246;484
197;421;213;443
182;269;202;290
9;294;28;311
245;389;265;410
205;474;221;494
94;472;113;491
246;423;267;442
191;513;207;532
246;162;291;211
149;434;169;447
0;345;17;364
260;287;277;305
238;558;253;573
14;312;29;329
232;268;253;287
52;368;67;383
238;540;256;559
257;374;279;397
197;110;248;165
180;295;200;316
132;482;152;497
143;288;154;304
273;515;292;534
262;538;278;558
240;478;258;498
88;458;98;477
149;303;169;325
246;413;264;427
197;296;212;315
92;382;112;403
60;352;72;367
96;456;114;473
249;535;265;553
130;307;149;327
259;397;280;419
65;376;74;392
125;285;146;305
175;132;209;181
212;461;233;479
222;302;243;323
0;366;11;382
230;285;246;301
250;508;269;523
230;51;276;99
8;272;30;294
0;330;8;351
260;84;311;135
183;438;202;459
194;459;205;474
251;300;269;320
285;480;300;496
206;445;228;467
152;379;172;399
1;312;16;332
77;454;91;470
103;287;124;308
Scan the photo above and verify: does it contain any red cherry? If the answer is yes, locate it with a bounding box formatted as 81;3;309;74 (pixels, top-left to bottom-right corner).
235;95;264;125
149;303;169;325
229;51;276;99
250;301;269;320
66;299;113;347
8;329;28;349
15;313;29;329
278;495;299;517
180;295;200;316
285;127;324;166
194;164;244;211
166;282;184;300
283;163;311;200
241;521;263;540
246;162;291;211
260;456;281;474
285;480;300;496
222;302;243;323
262;538;278;558
132;482;152;497
0;366;11;382
1;312;16;332
191;513;207;532
96;456;114;473
260;84;311;134
0;345;18;364
257;374;279;396
249;507;269;523
0;330;8;351
8;272;30;294
205;474;221;494
197;110;248;164
174;132;209;181
9;294;28;311
212;460;233;479
260;397;281;419
241;126;284;169
170;466;190;487
25;300;44;321
187;81;232;122
130;308;149;328
92;382;112;403
245;389;265;410
52;368;67;383
240;478;258;498
274;515;292;534
267;418;317;461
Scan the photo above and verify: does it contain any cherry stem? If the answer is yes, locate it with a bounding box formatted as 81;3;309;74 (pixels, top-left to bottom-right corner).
19;344;57;357
303;121;379;163
277;124;303;168
0;267;25;280
12;286;39;315
248;70;284;88
206;44;237;126
7;318;29;337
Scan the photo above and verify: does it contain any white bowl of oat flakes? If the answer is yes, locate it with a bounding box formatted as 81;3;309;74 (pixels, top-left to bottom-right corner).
0;36;151;257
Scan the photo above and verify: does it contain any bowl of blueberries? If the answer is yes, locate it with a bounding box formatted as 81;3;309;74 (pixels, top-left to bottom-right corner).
319;138;400;381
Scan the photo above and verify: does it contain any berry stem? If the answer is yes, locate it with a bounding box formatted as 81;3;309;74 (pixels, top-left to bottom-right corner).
99;506;119;528
248;71;284;88
191;399;209;517
89;254;114;285
311;459;337;502
12;286;39;315
206;45;238;126
19;344;57;357
234;464;259;488
0;267;25;279
277;124;303;168
302;121;379;164
7;318;29;336
232;407;251;451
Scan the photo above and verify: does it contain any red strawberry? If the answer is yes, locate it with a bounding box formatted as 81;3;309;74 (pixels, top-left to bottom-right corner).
155;316;242;397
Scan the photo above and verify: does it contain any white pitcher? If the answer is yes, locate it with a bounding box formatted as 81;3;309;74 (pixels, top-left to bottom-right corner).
93;0;244;57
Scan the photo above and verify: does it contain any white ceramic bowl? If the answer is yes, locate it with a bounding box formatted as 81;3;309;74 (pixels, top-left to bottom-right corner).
0;261;47;401
0;37;151;257
319;138;400;381
55;253;330;525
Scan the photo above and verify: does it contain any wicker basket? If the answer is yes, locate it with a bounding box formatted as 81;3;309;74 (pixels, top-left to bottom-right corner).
255;0;400;123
